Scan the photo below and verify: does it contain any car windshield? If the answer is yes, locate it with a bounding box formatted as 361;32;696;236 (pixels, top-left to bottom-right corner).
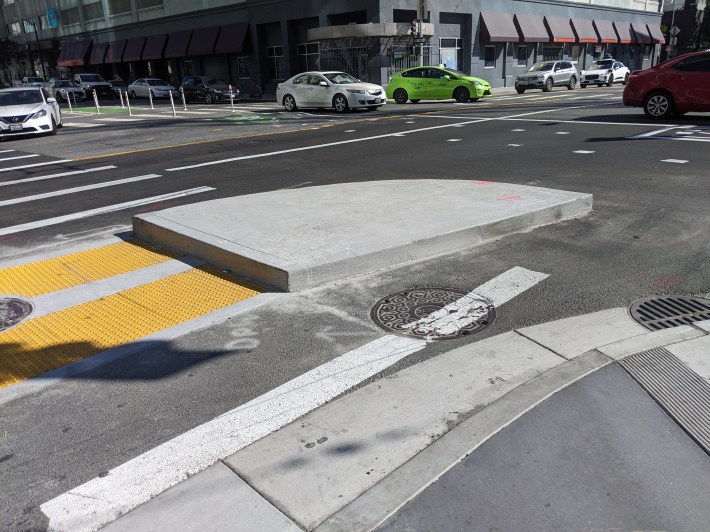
443;69;466;77
26;77;43;83
147;79;170;86
80;74;106;82
323;72;359;84
528;63;554;72
0;90;43;105
592;61;613;69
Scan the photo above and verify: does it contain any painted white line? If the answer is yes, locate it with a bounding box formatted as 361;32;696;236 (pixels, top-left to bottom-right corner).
96;117;144;122
0;187;214;236
0;154;39;162
511;129;525;132
344;130;356;132
0;166;117;187
574;150;595;154
405;121;415;124
507;143;522;147
63;122;104;128
0;149;15;153
0;159;71;173
628;126;683;139
446;139;462;142
662;159;688;164
555;131;570;135
40;267;546;532
0;174;161;207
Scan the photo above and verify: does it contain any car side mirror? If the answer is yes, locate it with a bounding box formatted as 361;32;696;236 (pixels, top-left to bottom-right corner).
319;81;328;87
47;97;57;103
444;75;451;80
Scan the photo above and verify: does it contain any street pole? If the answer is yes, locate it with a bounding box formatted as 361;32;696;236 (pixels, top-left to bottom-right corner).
26;19;47;80
417;0;424;67
669;0;677;58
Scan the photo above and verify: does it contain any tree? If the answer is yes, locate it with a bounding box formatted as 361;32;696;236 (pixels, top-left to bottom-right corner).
0;38;20;70
695;4;710;50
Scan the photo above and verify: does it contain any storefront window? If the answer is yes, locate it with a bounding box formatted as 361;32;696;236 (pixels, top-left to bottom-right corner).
517;45;527;67
298;42;320;71
268;46;285;80
484;45;496;68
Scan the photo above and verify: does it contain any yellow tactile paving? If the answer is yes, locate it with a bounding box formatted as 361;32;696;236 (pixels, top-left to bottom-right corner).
0;241;179;297
0;266;264;389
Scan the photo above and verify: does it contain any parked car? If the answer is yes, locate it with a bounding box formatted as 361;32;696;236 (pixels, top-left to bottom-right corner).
277;71;386;112
623;50;710;119
109;79;128;98
48;80;87;103
72;73;115;99
386;66;491;104
21;76;46;87
179;76;239;104
127;78;177;99
580;59;630;88
0;87;62;138
515;61;578;93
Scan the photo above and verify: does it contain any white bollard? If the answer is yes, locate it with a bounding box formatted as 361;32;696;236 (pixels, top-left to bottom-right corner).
66;92;73;113
180;87;187;110
169;91;177;117
229;85;235;112
92;89;101;113
125;91;133;116
149;89;154;110
118;90;125;109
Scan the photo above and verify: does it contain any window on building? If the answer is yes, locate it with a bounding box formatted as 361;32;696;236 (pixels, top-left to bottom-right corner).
39;15;50;30
137;0;163;9
267;46;285;80
298;42;320;71
22;19;37;33
439;37;462;70
83;1;105;21
517;45;527;67
484;45;496;68
108;0;132;16
643;45;652;60
61;7;80;25
237;57;250;79
6;22;21;36
570;44;581;63
2;0;15;5
542;46;563;61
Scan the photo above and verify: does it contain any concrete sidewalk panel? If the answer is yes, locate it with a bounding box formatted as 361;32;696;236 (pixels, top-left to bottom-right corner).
102;461;299;532
225;331;564;530
665;335;710;382
597;325;704;361
133;180;592;291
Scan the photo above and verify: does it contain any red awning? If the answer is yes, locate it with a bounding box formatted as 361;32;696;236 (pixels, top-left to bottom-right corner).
88;42;108;65
513;14;549;42
631;23;652;44
647;24;666;44
614;22;633;44
479;12;519;42
142;34;167;60
544;16;575;43
593;20;618;44
571;19;598;43
164;30;192;58
214;22;249;54
57;39;92;67
123;37;146;62
187;26;220;56
105;39;127;64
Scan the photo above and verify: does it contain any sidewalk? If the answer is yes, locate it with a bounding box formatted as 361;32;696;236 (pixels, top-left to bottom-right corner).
103;310;710;531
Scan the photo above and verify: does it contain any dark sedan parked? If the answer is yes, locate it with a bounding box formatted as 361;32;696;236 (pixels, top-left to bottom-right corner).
179;76;240;104
623;51;710;119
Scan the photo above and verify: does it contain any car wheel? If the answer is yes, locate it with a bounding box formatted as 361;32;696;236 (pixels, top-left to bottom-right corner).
516;88;525;94
622;73;629;86
393;88;408;104
130;91;137;99
333;94;349;113
643;91;674;119
204;92;214;104
567;76;576;90
48;117;58;136
410;99;420;103
283;94;297;112
607;75;614;87
542;77;553;92
453;87;470;103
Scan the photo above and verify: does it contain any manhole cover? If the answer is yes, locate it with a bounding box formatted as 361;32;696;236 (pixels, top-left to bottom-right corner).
370;288;495;340
0;296;34;332
630;296;710;331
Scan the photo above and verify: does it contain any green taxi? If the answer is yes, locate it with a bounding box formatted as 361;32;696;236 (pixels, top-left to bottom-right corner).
386;66;492;104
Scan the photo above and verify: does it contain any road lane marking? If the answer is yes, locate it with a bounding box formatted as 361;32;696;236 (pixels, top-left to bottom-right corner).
0;174;161;207
574;150;595;154
40;266;548;532
0;154;39;162
0;166;117;187
0;159;71;172
662;159;688;164
0;187;214;236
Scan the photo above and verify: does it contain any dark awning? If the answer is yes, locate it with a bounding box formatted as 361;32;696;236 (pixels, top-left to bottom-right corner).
544;16;575;43
480;12;519;42
142;34;167;60
571;19;598;43
105;39;127;64
647;24;666;44
57;39;92;67
164;30;192;58
89;42;108;65
593;20;618;43
614;22;633;44
631;23;652;44
214;22;249;54
187;26;220;56
123;37;146;62
513;14;549;42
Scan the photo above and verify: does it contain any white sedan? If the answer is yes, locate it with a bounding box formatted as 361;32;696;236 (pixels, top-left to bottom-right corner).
276;71;387;113
0;87;62;138
580;59;630;88
127;78;177;99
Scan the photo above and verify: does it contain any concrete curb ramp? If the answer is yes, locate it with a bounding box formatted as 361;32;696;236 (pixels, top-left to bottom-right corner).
132;180;593;291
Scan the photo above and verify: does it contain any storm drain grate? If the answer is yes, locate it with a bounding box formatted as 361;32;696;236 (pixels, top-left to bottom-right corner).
0;296;34;332
620;347;710;454
629;296;710;331
370;288;495;340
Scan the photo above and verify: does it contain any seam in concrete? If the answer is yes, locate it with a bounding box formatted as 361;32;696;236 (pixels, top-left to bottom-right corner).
512;328;570;360
314;350;612;532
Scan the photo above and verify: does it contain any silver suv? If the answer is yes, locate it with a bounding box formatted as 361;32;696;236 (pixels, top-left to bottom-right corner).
515;61;578;93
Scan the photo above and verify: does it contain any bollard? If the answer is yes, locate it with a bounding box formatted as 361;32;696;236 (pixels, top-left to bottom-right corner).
169;91;177;118
67;91;73;113
229;85;235;112
180;87;187;110
149;90;154;110
125;91;133;116
118;90;125;109
92;89;101;113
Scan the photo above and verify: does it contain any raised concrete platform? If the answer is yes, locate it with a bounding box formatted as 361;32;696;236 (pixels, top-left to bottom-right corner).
132;180;592;291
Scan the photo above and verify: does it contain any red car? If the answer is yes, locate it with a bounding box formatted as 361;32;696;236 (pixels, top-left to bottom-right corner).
622;51;710;119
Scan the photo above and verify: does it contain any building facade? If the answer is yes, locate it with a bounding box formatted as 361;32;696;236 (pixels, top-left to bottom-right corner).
1;0;665;91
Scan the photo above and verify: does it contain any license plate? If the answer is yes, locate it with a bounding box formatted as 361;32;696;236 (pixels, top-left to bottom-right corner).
9;124;22;131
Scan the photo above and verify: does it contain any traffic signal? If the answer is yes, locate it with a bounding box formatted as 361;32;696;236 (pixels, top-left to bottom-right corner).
409;20;417;36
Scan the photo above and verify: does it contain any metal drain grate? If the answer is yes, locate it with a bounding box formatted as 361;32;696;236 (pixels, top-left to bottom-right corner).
629;296;710;331
370;288;495;340
0;296;34;332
